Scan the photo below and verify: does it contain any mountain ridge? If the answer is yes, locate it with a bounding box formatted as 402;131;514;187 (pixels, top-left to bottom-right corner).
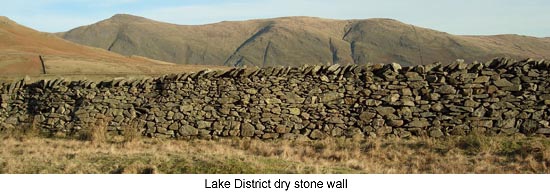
59;14;550;67
0;16;228;75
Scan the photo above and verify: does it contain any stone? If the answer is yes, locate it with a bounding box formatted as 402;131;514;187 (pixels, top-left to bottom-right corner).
359;111;376;122
405;72;423;81
472;120;493;128
496;119;515;129
245;88;258;95
487;85;498;94
320;92;343;103
309;130;325;139
430;93;441;101
168;122;179;130
472;107;486;117
383;93;400;103
327;116;345;124
180;125;199;136
407;119;430;128
397;130;412;138
494;78;514;87
240;122;255;137
520;119;538;134
473;76;490;84
540;94;550;100
262;133;279;139
390;63;402;72
402;99;415;107
438;85;456;94
376;126;392;135
429;129;444;137
285;92;306;104
373;118;385;127
219;97;238;104
431;103;444;112
275;125;290;133
288;108;301;115
265;98;282;104
365;99;382;106
376;106;396;117
156;127;169;134
401;88;412;96
536;128;550;135
180;105;193;112
464;99;480;107
212;121;224;132
271;107;281;114
399;107;413;119
387;119;404;127
197;121;212;129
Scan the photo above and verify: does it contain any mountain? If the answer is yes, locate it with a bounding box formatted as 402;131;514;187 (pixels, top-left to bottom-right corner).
59;14;550;67
0;16;225;75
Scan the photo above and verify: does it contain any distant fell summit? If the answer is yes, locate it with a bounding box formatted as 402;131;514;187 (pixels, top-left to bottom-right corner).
59;14;550;67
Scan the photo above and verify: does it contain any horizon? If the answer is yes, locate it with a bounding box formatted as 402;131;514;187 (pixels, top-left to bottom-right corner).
0;0;549;37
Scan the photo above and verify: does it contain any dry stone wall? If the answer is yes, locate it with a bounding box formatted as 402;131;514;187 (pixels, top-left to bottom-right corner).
1;58;550;140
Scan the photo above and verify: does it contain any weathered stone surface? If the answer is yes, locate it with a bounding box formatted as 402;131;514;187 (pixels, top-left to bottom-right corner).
245;88;258;95
275;125;290;133
494;78;514;87
262;133;279;139
431;103;444;112
376;126;392;135
320;92;343;103
407;119;430;128
405;72;423;81
387;119;404;127
179;104;193;112
536;128;550;135
473;76;490;84
180;125;199;136
327;117;345;124
376;106;396;117
285;92;305;104
168;122;179;131
429;129;444;138
359;111;376;122
438;85;456;94
197;121;212;129
288;108;301;115
496;119;515;129
241;122;255;137
309;130;325;139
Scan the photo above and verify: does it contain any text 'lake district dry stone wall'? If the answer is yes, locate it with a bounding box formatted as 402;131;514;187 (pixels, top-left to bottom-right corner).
1;58;550;140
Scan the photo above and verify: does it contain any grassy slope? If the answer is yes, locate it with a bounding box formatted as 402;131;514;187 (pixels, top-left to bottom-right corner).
1;132;549;173
0;16;229;76
61;14;550;67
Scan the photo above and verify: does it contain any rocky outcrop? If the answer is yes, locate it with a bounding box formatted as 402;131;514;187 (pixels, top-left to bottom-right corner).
1;58;549;140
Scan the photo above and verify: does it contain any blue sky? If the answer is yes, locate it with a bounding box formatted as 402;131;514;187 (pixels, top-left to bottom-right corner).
1;0;549;37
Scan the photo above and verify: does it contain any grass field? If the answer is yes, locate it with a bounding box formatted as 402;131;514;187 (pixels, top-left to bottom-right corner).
1;130;549;174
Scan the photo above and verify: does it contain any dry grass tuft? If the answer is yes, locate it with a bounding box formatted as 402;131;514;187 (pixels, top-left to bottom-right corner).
78;116;110;144
121;120;142;145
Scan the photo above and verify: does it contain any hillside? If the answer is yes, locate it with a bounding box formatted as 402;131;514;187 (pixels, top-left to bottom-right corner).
0;16;226;75
60;14;550;67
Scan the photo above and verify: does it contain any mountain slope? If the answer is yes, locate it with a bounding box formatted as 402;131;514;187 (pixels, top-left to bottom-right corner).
60;14;550;67
0;16;225;75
